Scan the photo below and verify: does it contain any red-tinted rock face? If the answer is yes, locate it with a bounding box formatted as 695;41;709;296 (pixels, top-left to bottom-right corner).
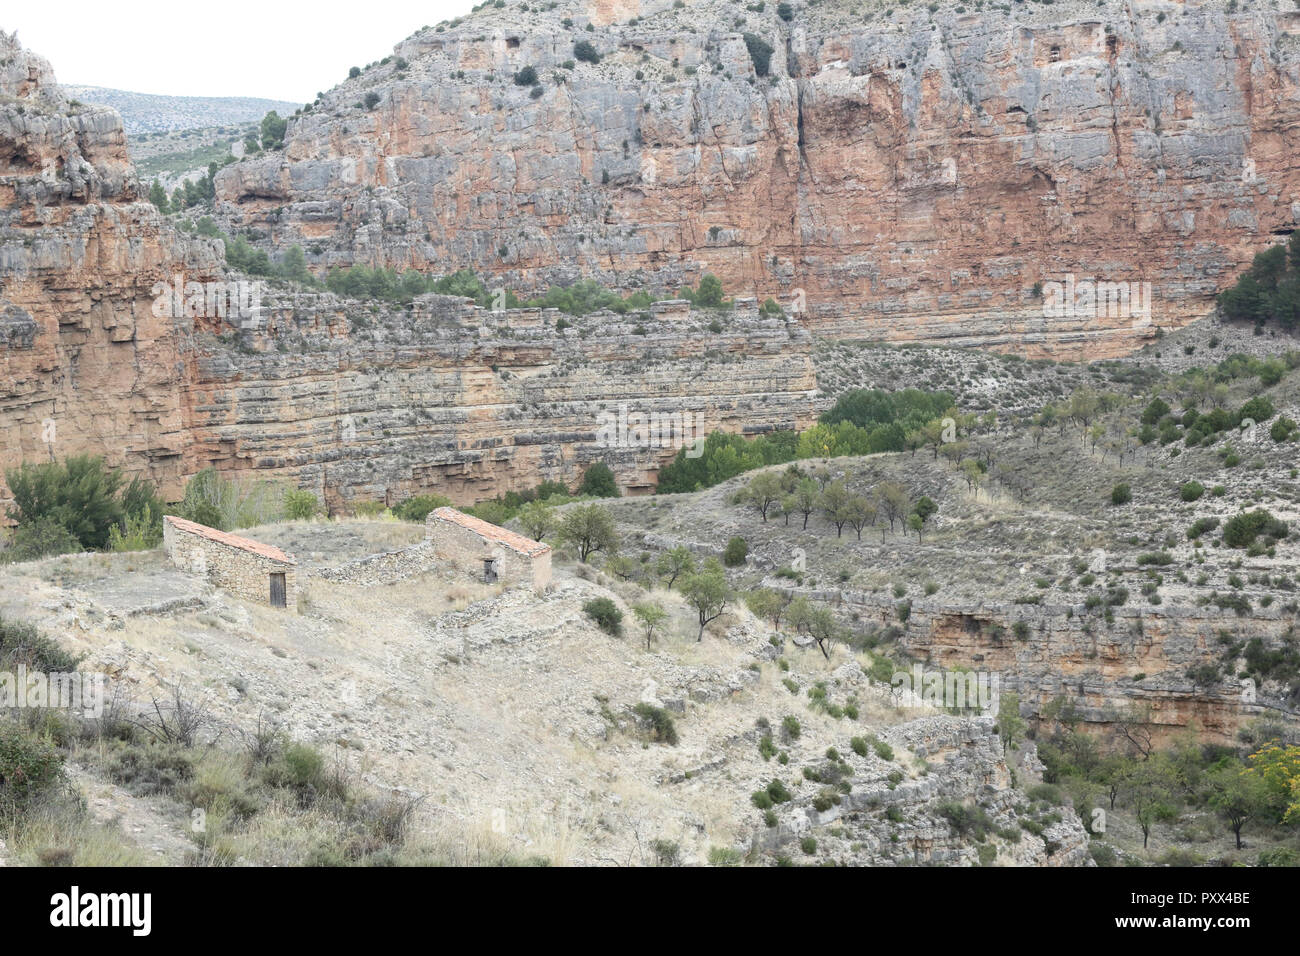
215;2;1300;360
0;31;816;511
0;30;225;502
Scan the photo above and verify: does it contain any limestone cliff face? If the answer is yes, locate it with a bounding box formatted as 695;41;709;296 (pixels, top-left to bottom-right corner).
0;30;224;501
185;294;816;509
807;586;1292;744
0;32;814;507
756;715;1093;866
216;0;1300;359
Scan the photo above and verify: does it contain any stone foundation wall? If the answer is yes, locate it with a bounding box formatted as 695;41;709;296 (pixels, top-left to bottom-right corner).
311;542;435;587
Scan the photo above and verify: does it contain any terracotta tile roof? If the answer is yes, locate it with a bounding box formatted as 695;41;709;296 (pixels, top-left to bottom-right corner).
428;507;551;557
164;516;296;564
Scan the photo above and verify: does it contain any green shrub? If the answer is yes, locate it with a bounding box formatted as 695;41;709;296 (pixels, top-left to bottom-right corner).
1270;416;1298;442
631;702;678;744
1027;783;1065;805
1223;509;1288;549
707;846;743;866
1089;843;1118;866
573;40;601;64
1135;551;1173;566
1179;481;1204;502
0;721;65;822
1258;847;1300;867
4;454;129;549
743;33;775;77
576;462;619;498
105;740;194;794
108;504;163;552
723;536;748;567
391;494;452;522
781;715;801;740
1110;483;1131;506
1239;395;1275;424
0;615;81;672
650;839;680;865
766;778;792;803
283;489;320;520
583;597;623;636
177;468;236;530
812;790;836;812
937;801;991;839
1141;397;1171;426
1;517;81;563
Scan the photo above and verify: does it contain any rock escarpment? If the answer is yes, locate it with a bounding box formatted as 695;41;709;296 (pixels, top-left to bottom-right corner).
217;0;1300;358
0;30;223;501
0;31;814;507
775;585;1294;744
756;714;1093;866
187;293;816;508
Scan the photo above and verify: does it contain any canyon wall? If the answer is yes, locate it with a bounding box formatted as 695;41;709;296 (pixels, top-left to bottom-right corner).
793;584;1293;744
216;0;1300;359
0;30;815;507
0;30;223;501
185;293;816;508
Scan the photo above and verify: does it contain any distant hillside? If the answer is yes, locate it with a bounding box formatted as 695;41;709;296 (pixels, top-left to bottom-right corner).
63;85;298;134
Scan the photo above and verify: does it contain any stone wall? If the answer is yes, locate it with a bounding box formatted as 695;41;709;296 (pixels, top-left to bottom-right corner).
311;542;435;587
163;517;298;610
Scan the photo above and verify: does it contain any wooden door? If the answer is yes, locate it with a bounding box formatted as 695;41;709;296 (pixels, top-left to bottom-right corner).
270;572;287;608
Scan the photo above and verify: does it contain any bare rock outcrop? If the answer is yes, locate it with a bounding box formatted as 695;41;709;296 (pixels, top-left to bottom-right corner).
216;0;1300;358
0;31;815;507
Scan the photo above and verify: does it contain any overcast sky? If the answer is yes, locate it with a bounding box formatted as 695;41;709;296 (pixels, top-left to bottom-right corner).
7;1;478;102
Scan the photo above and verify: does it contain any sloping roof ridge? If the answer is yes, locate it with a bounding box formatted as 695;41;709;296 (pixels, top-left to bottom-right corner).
428;506;552;557
164;515;296;564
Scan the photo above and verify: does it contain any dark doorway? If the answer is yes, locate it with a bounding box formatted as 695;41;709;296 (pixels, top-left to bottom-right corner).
270;572;287;608
483;559;498;584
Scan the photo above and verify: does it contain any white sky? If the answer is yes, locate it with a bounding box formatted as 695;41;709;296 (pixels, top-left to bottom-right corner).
6;0;478;103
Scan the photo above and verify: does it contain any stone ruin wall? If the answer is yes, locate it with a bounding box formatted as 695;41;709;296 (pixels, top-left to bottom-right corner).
309;541;436;587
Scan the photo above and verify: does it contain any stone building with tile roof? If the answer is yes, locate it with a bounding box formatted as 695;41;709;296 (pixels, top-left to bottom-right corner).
425;506;551;593
163;515;298;610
